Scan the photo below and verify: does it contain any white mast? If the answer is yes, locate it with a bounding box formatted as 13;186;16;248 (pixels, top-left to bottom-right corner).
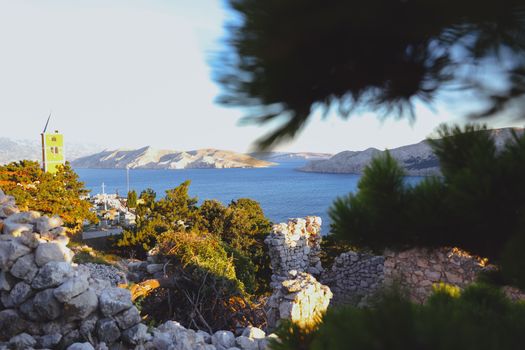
102;182;107;211
126;166;130;195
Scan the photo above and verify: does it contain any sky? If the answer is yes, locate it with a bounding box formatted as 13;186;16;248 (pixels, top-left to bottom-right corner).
0;0;522;154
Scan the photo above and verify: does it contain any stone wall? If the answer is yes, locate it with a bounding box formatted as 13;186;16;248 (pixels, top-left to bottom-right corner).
265;271;332;329
264;217;332;330
0;189;148;349
264;217;512;307
321;247;490;305
0;189;279;350
383;247;488;303
264;217;323;277
320;251;384;305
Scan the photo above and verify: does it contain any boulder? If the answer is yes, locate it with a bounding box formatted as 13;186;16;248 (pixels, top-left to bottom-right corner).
99;287;133;316
54;275;89;303
35;242;73;267
0;240;31;270
60;329;82;349
35;215;63;234
9;282;33;306
235;336;258;350
19;298;39;321
0;309;27;340
114;306;142;330
35;333;62;349
33;288;62;320
2;222;33;237
97;318;121;344
212;330;236;350
79;314;98;343
67;343;95;350
242;326;266;339
8;332;36;350
122;323;149;345
32;261;73;289
10;253;38;283
0;271;14;292
64;289;98;320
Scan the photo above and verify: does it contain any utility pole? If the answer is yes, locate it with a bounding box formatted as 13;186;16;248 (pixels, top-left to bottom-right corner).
126;166;130;194
102;182;107;211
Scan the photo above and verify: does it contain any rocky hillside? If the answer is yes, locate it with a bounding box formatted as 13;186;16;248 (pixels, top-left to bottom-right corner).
301;127;524;176
248;152;332;162
0;137;102;165
71;147;276;169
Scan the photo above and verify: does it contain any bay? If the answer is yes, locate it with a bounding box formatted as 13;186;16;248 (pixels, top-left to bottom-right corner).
75;161;422;233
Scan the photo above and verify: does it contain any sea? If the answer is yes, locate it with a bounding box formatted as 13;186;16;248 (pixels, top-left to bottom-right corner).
75;161;423;234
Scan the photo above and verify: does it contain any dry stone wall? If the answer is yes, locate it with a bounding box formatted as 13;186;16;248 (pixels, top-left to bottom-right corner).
0;189;147;349
383;247;489;303
264;217;323;277
320;251;384;305
264;217;519;306
0;189;279;350
265;271;332;329
264;217;332;330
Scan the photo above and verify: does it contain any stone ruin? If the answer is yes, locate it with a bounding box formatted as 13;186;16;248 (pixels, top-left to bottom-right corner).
265;216;524;308
321;251;385;305
264;217;323;277
265;271;332;329
264;217;333;329
0;189;278;350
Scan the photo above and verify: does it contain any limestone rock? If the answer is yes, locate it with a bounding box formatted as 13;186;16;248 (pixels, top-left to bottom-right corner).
242;326;265;339
10;253;38;283
97;318;121;344
19;298;39;321
9;281;33;306
235;336;258;350
35;215;63;234
35;242;73;267
32;261;73;289
33;288;62;320
114;306;142;330
0;309;27;339
0;240;31;270
35;333;62;349
60;329;82;349
0;271;14;292
122;323;149;345
67;342;95;350
99;287;133;316
212;330;236;350
8;332;36;350
79;314;98;343
64;289;98;320
54;275;89;303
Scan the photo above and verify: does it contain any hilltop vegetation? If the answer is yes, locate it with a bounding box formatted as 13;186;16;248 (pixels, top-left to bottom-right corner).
0;160;96;232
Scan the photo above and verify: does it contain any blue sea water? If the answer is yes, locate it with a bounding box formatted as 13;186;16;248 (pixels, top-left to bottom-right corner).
75;161;422;233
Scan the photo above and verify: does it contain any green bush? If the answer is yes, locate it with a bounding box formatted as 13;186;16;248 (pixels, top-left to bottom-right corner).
274;284;525;350
329;124;525;261
330;151;409;251
0;160;96;232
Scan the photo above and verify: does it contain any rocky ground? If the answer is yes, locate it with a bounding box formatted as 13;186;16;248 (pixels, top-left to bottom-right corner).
0;189;284;350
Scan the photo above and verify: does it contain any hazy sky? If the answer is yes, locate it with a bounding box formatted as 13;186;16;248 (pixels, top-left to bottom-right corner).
0;0;522;153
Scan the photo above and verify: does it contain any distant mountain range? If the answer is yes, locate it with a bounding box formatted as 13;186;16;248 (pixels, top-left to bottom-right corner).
300;127;524;176
71;147;276;169
0;137;102;165
248;152;332;162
